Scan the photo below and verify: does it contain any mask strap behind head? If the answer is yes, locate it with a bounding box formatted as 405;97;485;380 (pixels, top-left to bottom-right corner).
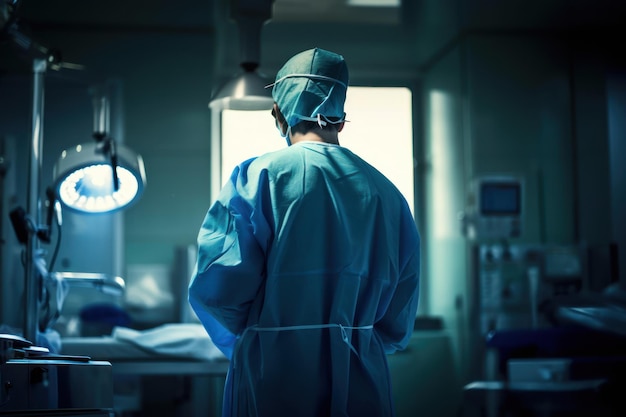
292;113;347;129
268;73;348;137
317;114;327;128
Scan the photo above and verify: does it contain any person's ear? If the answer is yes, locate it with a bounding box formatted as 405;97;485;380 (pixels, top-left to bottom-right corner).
337;112;347;132
273;104;288;135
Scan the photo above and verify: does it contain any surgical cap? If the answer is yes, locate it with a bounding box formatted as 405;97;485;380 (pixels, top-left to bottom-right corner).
268;48;349;128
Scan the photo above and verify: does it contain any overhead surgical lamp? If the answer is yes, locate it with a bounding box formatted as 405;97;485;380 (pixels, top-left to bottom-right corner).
209;63;274;112
54;142;145;214
53;90;146;214
208;0;274;112
208;0;274;199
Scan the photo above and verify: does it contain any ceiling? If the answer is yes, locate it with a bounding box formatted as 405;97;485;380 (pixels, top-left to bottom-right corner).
3;0;623;32
2;0;626;77
0;0;406;74
2;0;402;29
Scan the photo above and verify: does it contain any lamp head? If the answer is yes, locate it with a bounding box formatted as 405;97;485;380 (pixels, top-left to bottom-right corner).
53;141;146;214
209;66;274;112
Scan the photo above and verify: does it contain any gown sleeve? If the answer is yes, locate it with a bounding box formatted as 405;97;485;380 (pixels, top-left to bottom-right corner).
375;210;421;354
188;160;272;359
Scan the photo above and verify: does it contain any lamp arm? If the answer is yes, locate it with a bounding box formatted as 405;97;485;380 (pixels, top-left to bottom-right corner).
109;138;120;191
94;135;120;192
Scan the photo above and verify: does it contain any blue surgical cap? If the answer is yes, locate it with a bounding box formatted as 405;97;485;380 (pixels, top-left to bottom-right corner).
268;48;349;128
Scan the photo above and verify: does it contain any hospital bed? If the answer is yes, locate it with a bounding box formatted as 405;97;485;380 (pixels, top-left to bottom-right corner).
60;322;459;417
61;324;228;417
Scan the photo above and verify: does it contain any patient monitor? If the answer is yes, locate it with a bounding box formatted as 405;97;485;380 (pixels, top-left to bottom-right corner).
462;175;523;240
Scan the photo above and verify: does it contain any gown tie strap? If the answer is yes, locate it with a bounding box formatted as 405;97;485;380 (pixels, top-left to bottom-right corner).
235;323;374;367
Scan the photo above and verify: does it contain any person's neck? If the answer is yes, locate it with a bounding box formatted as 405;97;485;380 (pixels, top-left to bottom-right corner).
290;131;340;146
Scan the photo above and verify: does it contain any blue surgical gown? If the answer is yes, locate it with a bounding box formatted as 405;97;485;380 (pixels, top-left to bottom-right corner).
189;141;420;417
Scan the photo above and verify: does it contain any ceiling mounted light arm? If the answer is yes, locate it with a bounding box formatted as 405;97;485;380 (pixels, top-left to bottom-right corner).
91;88;121;192
92;137;121;193
92;87;110;139
109;140;120;192
209;0;275;112
53;84;146;214
234;0;272;68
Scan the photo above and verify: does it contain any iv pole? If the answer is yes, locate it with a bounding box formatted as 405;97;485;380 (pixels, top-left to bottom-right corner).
4;0;54;343
24;57;46;343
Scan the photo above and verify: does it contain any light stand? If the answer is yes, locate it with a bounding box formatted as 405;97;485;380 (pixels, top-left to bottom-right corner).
23;57;47;343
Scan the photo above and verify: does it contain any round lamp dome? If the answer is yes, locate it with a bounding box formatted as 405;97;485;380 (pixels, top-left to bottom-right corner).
53;142;146;214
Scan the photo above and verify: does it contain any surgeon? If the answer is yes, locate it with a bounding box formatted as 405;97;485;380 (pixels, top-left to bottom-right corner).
189;47;420;417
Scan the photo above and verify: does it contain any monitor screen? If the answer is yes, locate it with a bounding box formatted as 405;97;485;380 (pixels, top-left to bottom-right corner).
480;182;521;215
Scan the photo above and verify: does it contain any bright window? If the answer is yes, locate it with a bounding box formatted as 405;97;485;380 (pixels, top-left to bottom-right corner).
348;0;401;6
221;87;414;213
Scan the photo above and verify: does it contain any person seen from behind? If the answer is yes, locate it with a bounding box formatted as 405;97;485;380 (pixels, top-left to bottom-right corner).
189;47;420;417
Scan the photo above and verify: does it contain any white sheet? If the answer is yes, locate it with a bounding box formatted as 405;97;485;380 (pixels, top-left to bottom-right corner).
61;323;226;362
112;323;226;361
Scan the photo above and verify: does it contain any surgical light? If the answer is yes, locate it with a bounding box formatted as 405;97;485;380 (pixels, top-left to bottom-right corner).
208;0;274;112
209;64;274;111
54;141;145;214
208;0;274;199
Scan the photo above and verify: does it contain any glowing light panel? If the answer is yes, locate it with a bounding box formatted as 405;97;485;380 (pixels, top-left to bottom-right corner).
221;87;414;214
58;164;140;213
